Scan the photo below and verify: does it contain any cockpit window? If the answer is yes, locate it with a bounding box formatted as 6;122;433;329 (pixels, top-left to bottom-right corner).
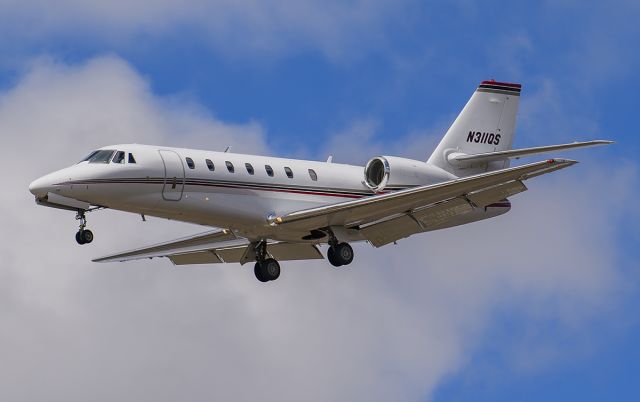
79;150;99;163
112;151;125;164
128;153;137;164
88;150;116;164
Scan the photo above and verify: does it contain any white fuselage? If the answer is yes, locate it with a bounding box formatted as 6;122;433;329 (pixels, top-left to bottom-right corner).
29;144;509;242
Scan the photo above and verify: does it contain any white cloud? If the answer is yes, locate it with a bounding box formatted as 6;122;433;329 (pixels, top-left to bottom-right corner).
0;0;407;60
0;56;632;402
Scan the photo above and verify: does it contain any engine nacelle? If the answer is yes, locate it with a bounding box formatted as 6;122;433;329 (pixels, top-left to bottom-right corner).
364;156;454;192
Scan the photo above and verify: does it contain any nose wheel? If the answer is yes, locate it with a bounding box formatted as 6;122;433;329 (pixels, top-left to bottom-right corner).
75;210;94;245
75;229;94;245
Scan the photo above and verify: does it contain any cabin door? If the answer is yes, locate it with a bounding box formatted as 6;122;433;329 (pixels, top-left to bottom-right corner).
159;150;185;201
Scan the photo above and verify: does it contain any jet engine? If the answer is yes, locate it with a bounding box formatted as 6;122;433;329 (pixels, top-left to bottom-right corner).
364;156;453;192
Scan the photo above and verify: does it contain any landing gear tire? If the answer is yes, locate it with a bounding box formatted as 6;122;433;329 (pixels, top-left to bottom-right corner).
327;247;342;267
263;258;281;281
75;229;94;245
328;242;354;267
81;229;93;244
254;258;280;282
254;262;269;282
75;231;85;245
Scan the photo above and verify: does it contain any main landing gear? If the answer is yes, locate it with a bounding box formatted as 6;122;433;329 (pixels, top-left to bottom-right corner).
253;241;281;282
327;241;354;267
75;210;94;245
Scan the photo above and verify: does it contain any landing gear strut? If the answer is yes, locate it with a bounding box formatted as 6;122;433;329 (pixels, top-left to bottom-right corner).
253;241;280;282
75;210;93;245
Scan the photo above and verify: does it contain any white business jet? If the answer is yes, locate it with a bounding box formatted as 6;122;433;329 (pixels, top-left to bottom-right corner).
29;81;612;282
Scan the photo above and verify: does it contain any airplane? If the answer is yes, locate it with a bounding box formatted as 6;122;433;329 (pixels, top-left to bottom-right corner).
28;80;612;282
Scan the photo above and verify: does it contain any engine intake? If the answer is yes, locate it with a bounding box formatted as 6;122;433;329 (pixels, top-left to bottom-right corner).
364;156;454;192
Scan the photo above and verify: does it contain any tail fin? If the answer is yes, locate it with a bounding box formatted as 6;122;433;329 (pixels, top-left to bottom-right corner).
427;80;521;177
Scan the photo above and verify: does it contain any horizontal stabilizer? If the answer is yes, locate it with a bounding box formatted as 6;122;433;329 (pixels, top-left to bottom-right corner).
448;140;612;166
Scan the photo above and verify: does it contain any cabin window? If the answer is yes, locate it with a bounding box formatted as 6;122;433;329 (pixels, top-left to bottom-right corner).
206;159;215;171
245;163;255;175
79;150;99;163
308;169;318;181
186;157;195;169
284;167;294;179
88;150;115;164
112;151;125;164
226;161;235;173
265;165;274;177
128;153;137;164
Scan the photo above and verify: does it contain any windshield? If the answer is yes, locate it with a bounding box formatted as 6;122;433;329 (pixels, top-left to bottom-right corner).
79;150;99;163
87;150;116;164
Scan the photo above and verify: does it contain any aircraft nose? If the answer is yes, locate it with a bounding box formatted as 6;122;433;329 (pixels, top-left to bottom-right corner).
29;175;55;197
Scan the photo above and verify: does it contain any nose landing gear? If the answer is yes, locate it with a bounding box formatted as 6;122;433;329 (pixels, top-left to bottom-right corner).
75;210;94;245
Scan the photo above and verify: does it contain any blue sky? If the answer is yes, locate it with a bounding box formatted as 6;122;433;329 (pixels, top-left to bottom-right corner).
0;1;638;401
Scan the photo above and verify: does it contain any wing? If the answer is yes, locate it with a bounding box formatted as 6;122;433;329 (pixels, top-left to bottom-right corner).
270;158;576;239
93;229;323;265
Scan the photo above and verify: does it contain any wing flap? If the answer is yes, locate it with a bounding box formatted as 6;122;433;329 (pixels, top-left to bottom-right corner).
268;243;324;261
215;246;248;263
164;243;324;265
360;215;422;247
412;197;474;228
360;197;476;247
466;180;527;207
169;251;222;265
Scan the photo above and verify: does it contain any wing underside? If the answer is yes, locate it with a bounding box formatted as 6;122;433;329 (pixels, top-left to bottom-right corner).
93;229;323;265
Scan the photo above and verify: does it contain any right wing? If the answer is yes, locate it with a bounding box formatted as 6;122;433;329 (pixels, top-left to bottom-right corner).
270;158;577;232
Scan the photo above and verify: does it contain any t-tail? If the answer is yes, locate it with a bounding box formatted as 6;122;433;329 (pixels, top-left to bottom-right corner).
427;80;522;177
427;80;612;177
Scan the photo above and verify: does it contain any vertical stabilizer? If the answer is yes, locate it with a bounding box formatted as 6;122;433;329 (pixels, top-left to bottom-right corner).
427;80;521;177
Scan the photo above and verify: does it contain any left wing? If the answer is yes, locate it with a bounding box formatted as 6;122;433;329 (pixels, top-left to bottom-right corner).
270;158;576;232
93;229;323;265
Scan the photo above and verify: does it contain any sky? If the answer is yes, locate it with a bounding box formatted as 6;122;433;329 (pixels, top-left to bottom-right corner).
0;1;639;401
